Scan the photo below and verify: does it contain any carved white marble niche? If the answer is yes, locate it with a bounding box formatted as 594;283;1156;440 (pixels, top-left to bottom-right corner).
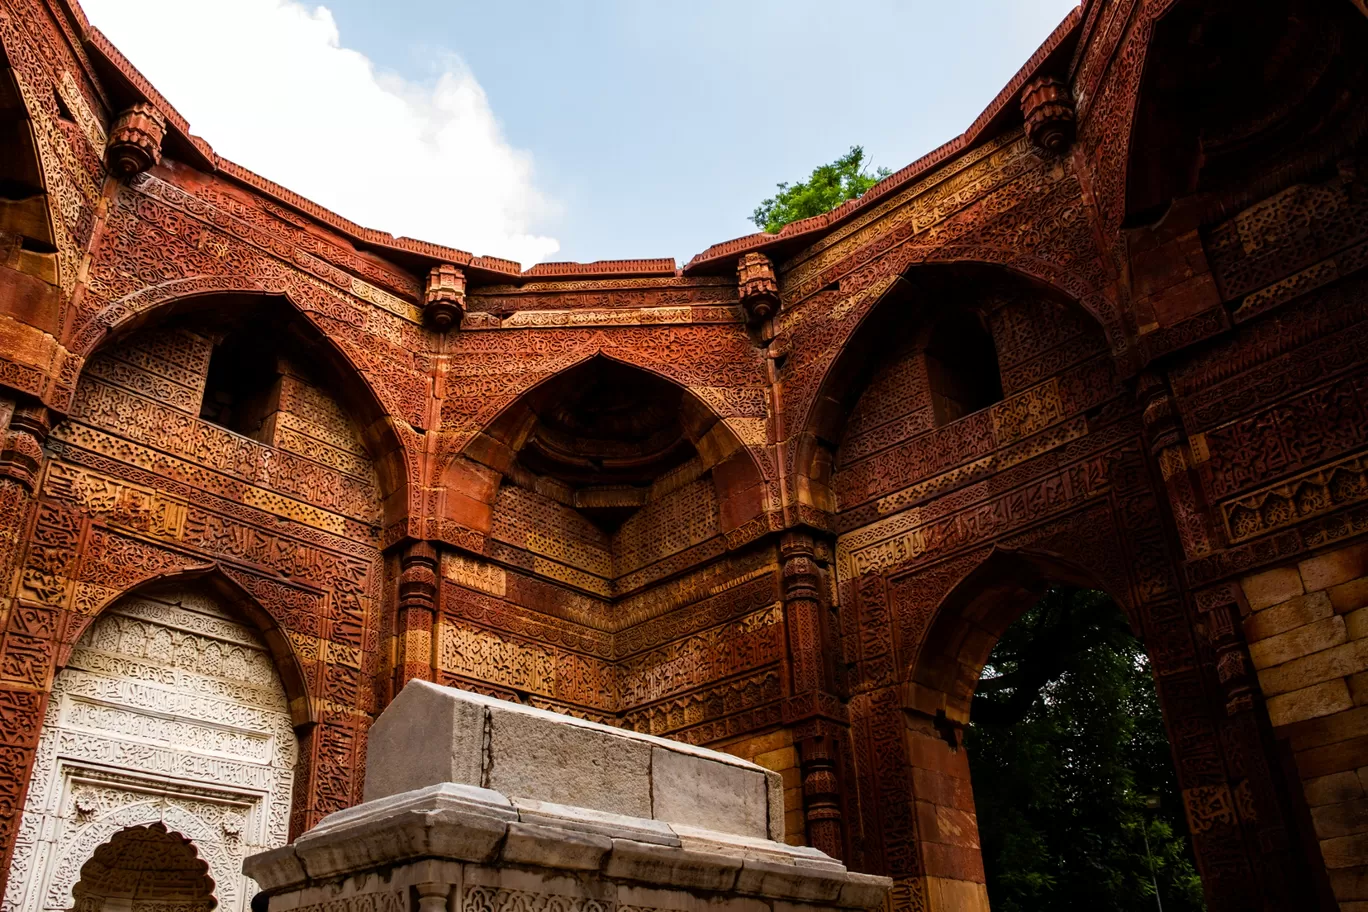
2;585;298;912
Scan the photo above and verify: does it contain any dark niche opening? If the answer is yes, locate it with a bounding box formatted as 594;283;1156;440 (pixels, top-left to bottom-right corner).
926;308;1004;426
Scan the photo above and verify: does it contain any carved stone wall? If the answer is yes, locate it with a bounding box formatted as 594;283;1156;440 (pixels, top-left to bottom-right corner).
2;0;1367;909
2;584;296;912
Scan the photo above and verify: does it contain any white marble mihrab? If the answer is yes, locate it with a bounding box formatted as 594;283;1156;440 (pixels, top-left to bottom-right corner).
3;585;298;912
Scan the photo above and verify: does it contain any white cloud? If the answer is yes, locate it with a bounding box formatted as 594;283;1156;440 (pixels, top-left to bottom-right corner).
80;0;560;266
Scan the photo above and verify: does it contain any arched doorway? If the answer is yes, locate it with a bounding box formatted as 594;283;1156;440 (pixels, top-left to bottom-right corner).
71;824;216;912
900;549;1201;910
2;584;297;912
964;585;1204;910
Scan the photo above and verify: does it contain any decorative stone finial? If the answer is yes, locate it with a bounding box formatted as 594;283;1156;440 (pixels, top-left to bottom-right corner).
105;103;166;177
737;252;779;326
424;264;466;330
1020;76;1075;154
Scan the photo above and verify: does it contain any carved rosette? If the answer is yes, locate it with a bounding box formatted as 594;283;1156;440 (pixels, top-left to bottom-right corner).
105;103;166;177
737;252;780;326
425;264;467;330
1020;76;1075;154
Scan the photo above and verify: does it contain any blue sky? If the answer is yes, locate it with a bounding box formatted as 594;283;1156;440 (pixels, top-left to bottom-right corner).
82;0;1078;267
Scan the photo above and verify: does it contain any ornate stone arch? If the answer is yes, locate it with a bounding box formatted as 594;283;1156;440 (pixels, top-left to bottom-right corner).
46;807;233;912
57;564;315;726
9;577;300;912
901;545;1131;727
61;283;414;531
789;260;1112;520
440;350;772;548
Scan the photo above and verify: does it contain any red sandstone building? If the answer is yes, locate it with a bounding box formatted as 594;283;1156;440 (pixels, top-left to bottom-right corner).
1;0;1365;909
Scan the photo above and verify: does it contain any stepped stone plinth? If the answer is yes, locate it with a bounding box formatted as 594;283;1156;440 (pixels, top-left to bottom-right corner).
244;681;890;912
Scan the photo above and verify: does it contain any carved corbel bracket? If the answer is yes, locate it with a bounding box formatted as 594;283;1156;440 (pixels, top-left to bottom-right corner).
106;103;166;177
1020;76;1076;155
0;401;52;492
425;264;467;331
737;252;780;328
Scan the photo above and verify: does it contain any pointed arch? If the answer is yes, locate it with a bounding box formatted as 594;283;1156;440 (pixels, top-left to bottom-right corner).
65;284;412;530
903;545;1130;727
792;262;1110;518
57;563;315;727
443;351;768;545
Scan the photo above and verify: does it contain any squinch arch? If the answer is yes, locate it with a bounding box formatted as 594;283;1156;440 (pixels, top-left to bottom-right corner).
442;353;769;566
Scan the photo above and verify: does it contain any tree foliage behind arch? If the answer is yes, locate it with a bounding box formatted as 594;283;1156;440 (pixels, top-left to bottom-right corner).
966;587;1206;911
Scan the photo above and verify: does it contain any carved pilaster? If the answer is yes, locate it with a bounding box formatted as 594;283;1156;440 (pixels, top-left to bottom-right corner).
1020;76;1075;154
395;541;438;687
794;719;846;860
1192;582;1306;909
1140;373;1215;558
780;531;850;857
425;264;466;330
738;252;780;328
1193;584;1258;717
105;103;166;177
781;531;826;695
0;400;51;493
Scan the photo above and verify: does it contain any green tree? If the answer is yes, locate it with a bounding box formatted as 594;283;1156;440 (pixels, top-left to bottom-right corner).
750;146;892;233
965;587;1206;912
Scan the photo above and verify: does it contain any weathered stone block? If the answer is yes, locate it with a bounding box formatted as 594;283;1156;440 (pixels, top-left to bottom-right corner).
1249;616;1346;670
1321;832;1368;869
1267;679;1353;727
1245;591;1333;642
486;700;654;817
652;746;769;839
360;681;783;837
604;839;743;892
1333;578;1368;615
924;877;991;912
1331;864;1368;901
1304;772;1365;807
512;797;679;846
1302;544;1368;592
1297;735;1368;779
1241;566;1305;611
1284;706;1368;751
363;679;486;802
1257;638;1368;695
753;746;798;772
501;821;613;871
1313;798;1368;840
